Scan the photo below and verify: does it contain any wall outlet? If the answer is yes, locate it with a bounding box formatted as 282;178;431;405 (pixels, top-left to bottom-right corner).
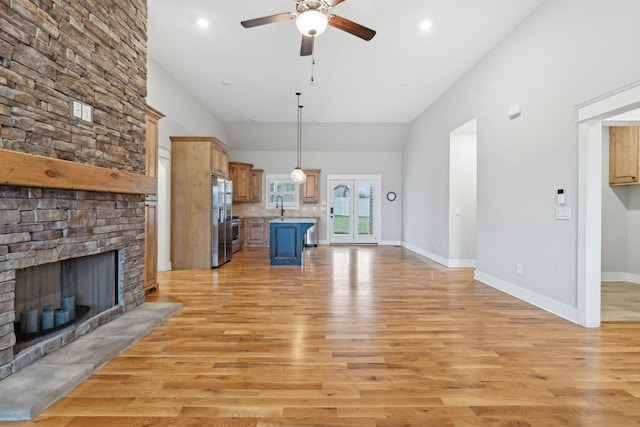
516;264;523;276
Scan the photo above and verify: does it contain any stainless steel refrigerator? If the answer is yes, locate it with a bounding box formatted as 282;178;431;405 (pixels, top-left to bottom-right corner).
212;175;233;267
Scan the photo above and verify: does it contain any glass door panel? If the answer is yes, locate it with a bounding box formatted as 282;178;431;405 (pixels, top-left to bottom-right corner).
354;181;377;244
330;181;353;244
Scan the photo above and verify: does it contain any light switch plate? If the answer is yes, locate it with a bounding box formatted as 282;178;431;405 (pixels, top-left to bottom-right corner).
555;207;570;220
81;104;92;122
72;101;82;118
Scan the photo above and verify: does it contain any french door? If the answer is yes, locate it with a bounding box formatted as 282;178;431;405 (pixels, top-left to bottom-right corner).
328;176;380;244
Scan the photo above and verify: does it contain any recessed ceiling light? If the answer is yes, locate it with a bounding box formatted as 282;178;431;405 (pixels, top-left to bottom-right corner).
419;20;432;31
195;17;210;29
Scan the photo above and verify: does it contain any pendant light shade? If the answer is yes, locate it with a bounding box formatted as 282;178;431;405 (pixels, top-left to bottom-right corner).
290;167;307;184
291;93;307;184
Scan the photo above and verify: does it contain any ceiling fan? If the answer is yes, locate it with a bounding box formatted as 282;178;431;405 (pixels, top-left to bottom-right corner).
241;0;376;56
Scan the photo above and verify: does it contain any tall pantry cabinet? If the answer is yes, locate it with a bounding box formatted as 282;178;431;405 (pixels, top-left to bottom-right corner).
144;105;164;293
170;136;230;269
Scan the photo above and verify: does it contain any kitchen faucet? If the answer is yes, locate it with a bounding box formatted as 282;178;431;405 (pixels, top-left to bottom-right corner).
275;195;285;218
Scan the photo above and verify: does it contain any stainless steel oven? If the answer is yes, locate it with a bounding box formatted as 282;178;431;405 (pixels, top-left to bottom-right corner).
231;217;240;253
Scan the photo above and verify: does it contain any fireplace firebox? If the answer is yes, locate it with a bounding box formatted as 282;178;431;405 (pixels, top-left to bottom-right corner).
13;251;121;355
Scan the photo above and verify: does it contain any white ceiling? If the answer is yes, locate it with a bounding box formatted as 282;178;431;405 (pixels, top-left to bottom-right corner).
147;0;544;125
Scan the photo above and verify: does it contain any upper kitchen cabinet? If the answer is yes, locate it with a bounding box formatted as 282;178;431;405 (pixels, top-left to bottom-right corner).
145;106;164;181
211;140;230;177
249;169;263;202
302;169;321;203
229;162;252;201
610;126;640;185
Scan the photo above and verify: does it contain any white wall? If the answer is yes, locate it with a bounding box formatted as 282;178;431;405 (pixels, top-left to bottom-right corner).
402;0;640;322
230;150;402;243
147;58;229;271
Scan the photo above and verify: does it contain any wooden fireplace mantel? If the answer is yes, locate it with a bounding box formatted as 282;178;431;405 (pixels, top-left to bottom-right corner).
0;148;156;195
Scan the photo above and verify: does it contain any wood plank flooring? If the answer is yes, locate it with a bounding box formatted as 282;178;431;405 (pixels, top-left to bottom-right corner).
602;281;640;321
8;245;640;426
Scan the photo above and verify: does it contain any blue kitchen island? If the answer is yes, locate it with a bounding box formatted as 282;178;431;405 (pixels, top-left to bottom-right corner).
269;218;316;266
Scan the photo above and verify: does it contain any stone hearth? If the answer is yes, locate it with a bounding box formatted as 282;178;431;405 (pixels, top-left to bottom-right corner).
0;301;181;421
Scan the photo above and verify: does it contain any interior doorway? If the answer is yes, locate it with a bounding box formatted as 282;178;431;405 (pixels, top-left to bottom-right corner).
448;118;477;267
327;175;381;244
577;83;640;327
600;111;640;321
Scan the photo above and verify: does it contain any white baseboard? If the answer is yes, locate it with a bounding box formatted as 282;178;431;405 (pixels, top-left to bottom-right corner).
474;270;578;324
380;240;402;246
401;242;475;268
448;259;477;268
602;272;640;285
401;242;449;267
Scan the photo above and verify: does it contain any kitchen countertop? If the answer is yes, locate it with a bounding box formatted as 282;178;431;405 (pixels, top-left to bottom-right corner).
269;217;318;223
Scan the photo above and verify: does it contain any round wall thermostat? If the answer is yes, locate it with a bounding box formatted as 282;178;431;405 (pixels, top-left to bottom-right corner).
386;191;397;201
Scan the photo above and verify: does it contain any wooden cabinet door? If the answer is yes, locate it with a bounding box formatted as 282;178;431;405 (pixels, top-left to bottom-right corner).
229;162;252;201
144;197;158;292
610;127;640;185
145;114;159;180
144;105;163;293
249;169;263;201
211;142;229;177
236;163;251;201
246;218;265;246
303;169;320;203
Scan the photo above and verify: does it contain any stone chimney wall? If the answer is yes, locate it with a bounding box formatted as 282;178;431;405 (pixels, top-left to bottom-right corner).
0;0;148;380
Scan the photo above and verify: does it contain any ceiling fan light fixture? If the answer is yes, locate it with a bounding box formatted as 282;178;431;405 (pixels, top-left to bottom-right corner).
296;10;328;37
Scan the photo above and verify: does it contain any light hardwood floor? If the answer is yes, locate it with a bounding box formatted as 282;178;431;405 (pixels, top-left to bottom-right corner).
9;246;640;426
602;281;640;321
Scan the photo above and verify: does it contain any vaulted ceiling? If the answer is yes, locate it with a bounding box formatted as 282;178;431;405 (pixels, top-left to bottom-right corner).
148;1;543;151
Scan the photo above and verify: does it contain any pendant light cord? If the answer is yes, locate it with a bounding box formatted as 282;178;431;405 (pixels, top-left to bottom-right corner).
297;93;303;168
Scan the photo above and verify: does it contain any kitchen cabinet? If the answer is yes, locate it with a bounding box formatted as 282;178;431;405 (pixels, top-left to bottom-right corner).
169;136;231;269
249;169;263;202
302;169;321;203
246;217;269;246
212;144;229;177
229;162;253;202
144;105;164;294
610;126;640;185
269;219;314;265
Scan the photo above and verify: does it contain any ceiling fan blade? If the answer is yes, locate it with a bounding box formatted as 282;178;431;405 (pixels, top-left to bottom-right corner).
330;0;347;6
328;15;376;41
300;36;314;56
241;12;294;28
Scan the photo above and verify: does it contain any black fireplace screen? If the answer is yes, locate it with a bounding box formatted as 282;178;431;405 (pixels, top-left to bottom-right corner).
13;251;118;354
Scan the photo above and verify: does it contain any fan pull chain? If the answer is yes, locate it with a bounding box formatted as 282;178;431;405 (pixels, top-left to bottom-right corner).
310;47;316;83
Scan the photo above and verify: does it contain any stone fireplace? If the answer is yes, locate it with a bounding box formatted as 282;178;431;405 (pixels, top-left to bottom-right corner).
0;0;152;383
0;185;148;379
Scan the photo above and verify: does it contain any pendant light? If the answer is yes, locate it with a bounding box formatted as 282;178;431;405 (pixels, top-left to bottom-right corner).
290;92;307;184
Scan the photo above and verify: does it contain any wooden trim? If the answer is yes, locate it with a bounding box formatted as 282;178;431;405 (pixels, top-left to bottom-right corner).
146;104;165;120
0;148;156;195
170;135;231;151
